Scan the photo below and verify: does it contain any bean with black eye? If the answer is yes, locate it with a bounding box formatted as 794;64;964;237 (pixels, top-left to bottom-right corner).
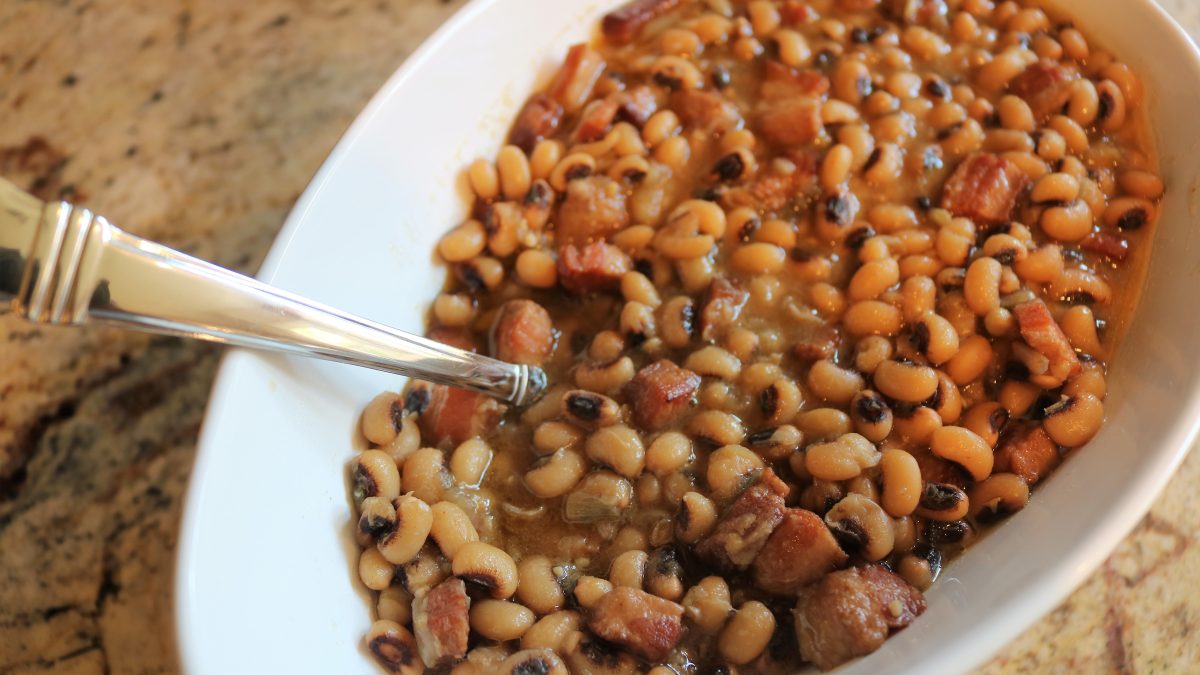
745;424;803;461
815;189;860;241
500;649;568;675
969;473;1030;523
377;585;413;625
1042;394;1104;447
677;491;719;543
357;496;397;547
825;493;895;561
874;359;939;403
925;518;974;547
760;378;803;425
561;390;621;429
850;390;893;442
915;482;969;521
521;610;580;652
359;548;396;592
961;401;1009;448
378;495;433;565
403;447;448;505
897;544;942;591
453;541;518;599
429;501;479;559
366;620;422;675
362;391;406;447
564;471;633;523
712;147;755;182
354;450;401;505
645;547;685;601
908;312;959;365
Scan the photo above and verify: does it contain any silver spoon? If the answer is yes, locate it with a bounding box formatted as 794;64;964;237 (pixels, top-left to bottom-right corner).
0;177;546;407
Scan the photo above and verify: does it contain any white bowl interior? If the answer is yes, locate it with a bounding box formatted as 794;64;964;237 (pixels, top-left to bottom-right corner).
176;1;1200;673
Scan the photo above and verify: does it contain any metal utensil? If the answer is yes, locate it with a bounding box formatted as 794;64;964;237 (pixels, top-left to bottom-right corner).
0;177;546;406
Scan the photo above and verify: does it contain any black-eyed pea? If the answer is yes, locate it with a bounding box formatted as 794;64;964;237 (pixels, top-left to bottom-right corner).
499;649;568;675
354;450;401;507
891;513;918;552
429;501;479;559
855;335;894;373
645;548;685;602
659;296;697;349
806;360;864;406
809;281;847;316
403;447;447;504
732;242;787;275
844;300;903;336
1040;199;1093;242
574;356;637;396
746;424;803;461
532;421;583;456
961;401;1009;448
999;380;1041;418
1118;170;1165;200
400;545;450;596
1060;305;1103;356
453;541;518;599
585;425;646;478
449;439;492;486
914;482;969;521
521;610;581;651
357;496;397;547
874;359;939;402
688;410;746;447
815;189;861;241
892;406;942;445
438;220;487;263
910;312;960;365
676;491;719;543
964;257;1002;315
796;407;852;441
1095;79;1127;132
805;432;880;481
1014;244;1064;283
825;493;895;561
359;547;396;591
707;445;765;501
564;471;632;522
685;346;742;379
677;255;715;293
981;234;1029;266
930;426;993;481
377;585;413;625
880;448;921;517
378;495;433;565
932;372;963;424
1047;115;1089;155
362;392;406;447
969;473;1030;522
608;549;648;590
1048;269;1113;304
901;275;937;322
821;144;854;190
1064;360;1108;400
848;258;900;302
945;335;994;385
562;390;621;430
984;307;1015;337
718;601;776;665
851;390;894;443
572;575;614;609
645;431;693;476
525;448;586;498
863;144;904;185
683;575;733;635
620;271;662;308
1042;394;1104;448
366;620;422;675
516;555;564;616
470;599;536;642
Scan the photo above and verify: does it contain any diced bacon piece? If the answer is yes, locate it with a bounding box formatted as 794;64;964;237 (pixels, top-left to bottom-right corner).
420;384;505;447
910;447;970;489
557;241;632;294
575;98;622;142
672;89;743;134
616;85;659;126
792;313;840;360
757;96;824;146
725;150;819;212
625;359;701;430
794;566;927;671
549;44;607;114
752;509;849;595
1081;231;1130;262
762;60;831;101
995;422;1061;485
490;299;555;366
587;587;685;662
695;470;789;573
699;277;750;342
889;0;949;24
1014;299;1081;381
1008;60;1078;121
412;577;470;667
556;175;630;245
508;93;563;153
602;0;685;44
941;153;1030;225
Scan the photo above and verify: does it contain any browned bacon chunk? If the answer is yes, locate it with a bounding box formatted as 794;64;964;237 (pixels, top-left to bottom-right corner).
508;93;563;153
761;60;831;101
695;470;789;573
794;565;926;671
625;359;701;430
616;85;659;126
556;175;630;245
1014;299;1081;381
1081;231;1130;262
1008;60;1077;121
557;241;632;294
602;0;685;44
995;422;1061;485
725;149;818;212
491;299;555;366
574;98;621;143
549;44;607;114
758;95;824;146
700;277;749;342
792;313;841;360
419;384;505;447
412;577;470;667
941;153;1029;224
672;89;743;134
752;509;849;595
587;587;684;662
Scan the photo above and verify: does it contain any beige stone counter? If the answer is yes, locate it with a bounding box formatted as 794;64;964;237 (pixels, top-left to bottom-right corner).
0;1;1195;672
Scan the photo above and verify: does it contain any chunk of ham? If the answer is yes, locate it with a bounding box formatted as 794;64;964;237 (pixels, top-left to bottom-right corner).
1013;299;1081;382
1008;60;1077;121
994;422;1061;485
1081;231;1129;262
508;93;563;153
752;509;849;595
491;299;555;366
672;89;743;134
794;565;926;671
412;577;470;668
941;153;1030;224
548;44;607;114
557;241;632;294
757;95;824;146
587;587;685;661
419;384;505;447
695;470;789;573
602;0;686;44
625;359;701;430
556;175;630;245
699;277;749;342
573;87;659;141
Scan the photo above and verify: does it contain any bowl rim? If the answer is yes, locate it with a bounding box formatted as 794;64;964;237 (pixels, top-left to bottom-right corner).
175;0;1200;673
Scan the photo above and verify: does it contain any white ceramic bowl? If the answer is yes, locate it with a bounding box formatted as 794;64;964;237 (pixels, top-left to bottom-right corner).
175;1;1200;673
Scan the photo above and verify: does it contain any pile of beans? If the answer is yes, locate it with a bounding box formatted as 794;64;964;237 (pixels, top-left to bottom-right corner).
351;0;1160;671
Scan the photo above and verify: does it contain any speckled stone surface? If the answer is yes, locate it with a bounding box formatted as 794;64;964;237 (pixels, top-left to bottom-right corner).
0;1;1195;673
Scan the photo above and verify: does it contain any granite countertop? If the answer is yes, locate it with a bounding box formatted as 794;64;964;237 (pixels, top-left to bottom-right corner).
0;1;1195;673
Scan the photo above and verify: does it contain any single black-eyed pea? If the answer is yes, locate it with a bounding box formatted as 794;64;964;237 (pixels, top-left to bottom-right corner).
498;649;568;675
685;346;742;379
745;424;803;461
897;544;942;591
403;447;448;504
909;312;960;365
470;599;536;642
707;445;765;501
718;600;776;665
677;491;719;543
357;496;397;547
1095;79;1128;131
963;257;1002;315
945;335;994;385
855;335;895;373
429;501;479;559
645;548;685;602
521;610;581;651
400;545;450;596
1064;360;1108;400
645;431;693;476
609;549;648;590
564;471;633;522
930;425;993;481
449;439;493;486
378;495;433;565
892;406;943;445
354;450;401;505
740;362;783;394
760;378;803;425
969;472;1030;523
561;390;621;430
1048;269;1113;305
572;575;614;609
361;392;406;447
796;407;852;441
533;421;583;456
807;359;865;405
659;296;697;349
1060;305;1103;356
998;380;1041;418
933;372;964;424
366;620;422;675
585;425;646;478
688;410;746;447
358;547;396;591
984;306;1015;336
1042;394;1105;447
847;473;879;502
453;541;518;599
1040;199;1093;242
575;356;637;395
682;575;733;635
619;301;657;347
515;555;564;616
880;448;921;517
377;585;413;625
815;189;860;241
825;493;895;561
844;300;903;336
525;448;586;498
806;432;880;481
851;390;894;443
914;482;969;521
874;359;939;402
848;258;901;302
961;401;1009;448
